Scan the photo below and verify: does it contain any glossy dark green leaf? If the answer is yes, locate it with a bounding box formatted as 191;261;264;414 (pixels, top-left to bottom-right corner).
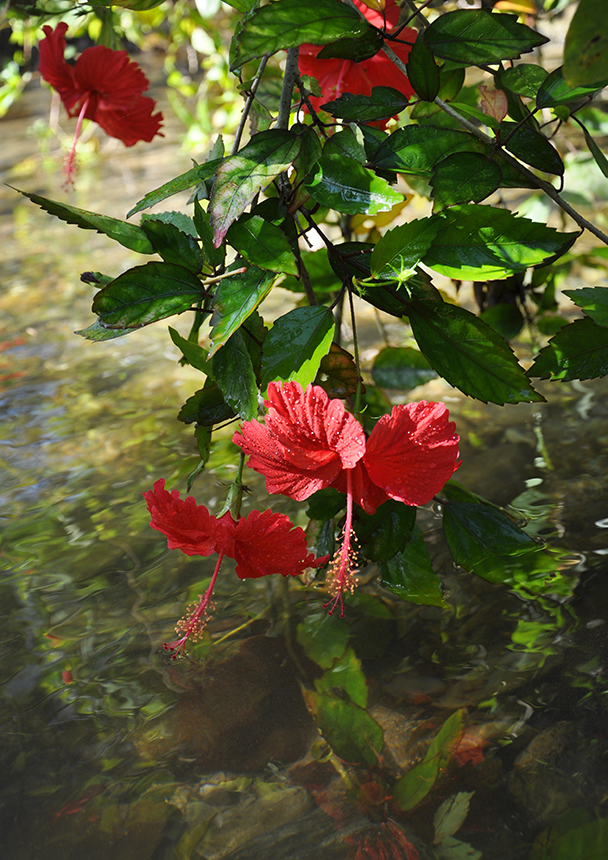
379;526;445;607
315;647;368;708
126;159;222;218
372;125;487;177
322;87;409;124
571;117;608;178
92;262;203;328
422;205;578;280
479;303;524;340
361;269;441;318
213;329;258;420
395;710;464;811
408;300;544;404
194;199;224;267
443;501;538;573
431;152;502;209
209;265;275;357
232;0;371;68
141;215;204;272
209;130;300;245
305;152;404;215
371;346;437;390
536;65;608;108
448;99;502;130
260;306;335;390
371;218;441;278
564;0;608;87
168;326;213;374
528;317;608;380
305;691;383;767
407;31;440;102
501;121;564;175
500;63;548;98
227;214;297;275
563;286;608;326
438;65;465;102
178;384;236;426
317;28;383;62
355;500;416;563
297;612;349;669
425;10;548;65
14;188;154;254
306;487;346;521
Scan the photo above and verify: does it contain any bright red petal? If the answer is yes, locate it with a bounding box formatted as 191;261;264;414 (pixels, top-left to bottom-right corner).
94;97;164;146
38;24;80;110
332;461;390;515
363;401;460;506
143;479;220;556
229;509;326;579
233;382;366;502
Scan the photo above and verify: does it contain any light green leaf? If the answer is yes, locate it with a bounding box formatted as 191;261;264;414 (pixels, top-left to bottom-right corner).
434;792;475;844
227;214;297;274
371;218;441;278
260;306;335;391
305;152;404;215
564;0;608;87
209;265;275;357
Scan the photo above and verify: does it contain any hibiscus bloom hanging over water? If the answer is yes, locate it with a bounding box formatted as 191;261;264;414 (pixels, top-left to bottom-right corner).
299;0;416;122
38;22;163;182
233;382;459;615
144;479;326;656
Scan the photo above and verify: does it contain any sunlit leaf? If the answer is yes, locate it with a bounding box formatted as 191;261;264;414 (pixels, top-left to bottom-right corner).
425;10;548;64
168;326;213;374
322;87;410;124
500;63;548;98
563;286;608;326
372;126;487;177
305;691;383;766
371;218;441;278
227;214;297;275
126;159;222;218
443;501;539;572
260;306;335;391
305;152;404;215
141;215;204;271
528;317;608;380
208;265;275;357
431;153;502;208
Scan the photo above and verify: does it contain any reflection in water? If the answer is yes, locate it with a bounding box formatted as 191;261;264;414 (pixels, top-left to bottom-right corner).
2;82;608;860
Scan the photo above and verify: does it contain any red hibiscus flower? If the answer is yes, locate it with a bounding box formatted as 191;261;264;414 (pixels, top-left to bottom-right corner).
38;22;163;181
233;381;459;615
144;479;326;655
299;0;416;123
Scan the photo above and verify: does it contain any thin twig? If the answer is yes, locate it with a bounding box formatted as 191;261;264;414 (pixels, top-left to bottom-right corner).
231;54;270;155
277;47;300;130
402;0;432;29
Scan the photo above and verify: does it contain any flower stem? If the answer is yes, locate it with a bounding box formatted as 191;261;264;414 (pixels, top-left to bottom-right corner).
64;96;90;186
324;470;356;618
164;552;223;657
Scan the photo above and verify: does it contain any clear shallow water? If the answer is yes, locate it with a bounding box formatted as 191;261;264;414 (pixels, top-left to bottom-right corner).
2;81;608;860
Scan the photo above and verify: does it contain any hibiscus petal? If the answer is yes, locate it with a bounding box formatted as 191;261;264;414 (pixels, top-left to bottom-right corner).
38;23;80;111
231;509;326;579
332;461;391;515
364;401;460;506
143;479;220;556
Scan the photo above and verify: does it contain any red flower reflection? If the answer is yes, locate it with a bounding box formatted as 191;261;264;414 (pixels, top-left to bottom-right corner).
144;479;325;656
299;0;416;122
38;23;163;180
233;381;459;615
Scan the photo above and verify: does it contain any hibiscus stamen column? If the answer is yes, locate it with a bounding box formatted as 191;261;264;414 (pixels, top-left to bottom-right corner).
64;95;89;185
324;469;358;618
163;552;222;658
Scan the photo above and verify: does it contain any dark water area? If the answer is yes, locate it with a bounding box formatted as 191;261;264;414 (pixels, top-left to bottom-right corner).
2;74;608;860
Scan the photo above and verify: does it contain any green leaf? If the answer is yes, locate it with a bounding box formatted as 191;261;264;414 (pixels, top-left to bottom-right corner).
500;122;564;175
193;199;224;268
280;248;340;299
209;265;275;357
227;214;297;275
448;100;501;131
297;612;349;669
260;306;335;391
371;346;437;390
500;63;548;98
395;710;464;811
168;326;213;374
14;188;154;254
372;125;487;177
305;691;383;767
371;218;441;278
379;526;445;607
431;152;502;209
536;65;608;108
92;263;203;329
315;647;368;708
407;31;440;102
571;117;608;178
530;816;608;860
443;501;538;572
305;152;404;215
528;317;608;381
232;0;372;69
434;792;475;844
422;205;578;280
75;320;132;341
306;487;346;521
141;215;204;272
407;300;544;405
355;500;416;563
126;159;222;218
360;269;441;318
425;10;548;65
564;0;608;87
322;87;409;124
317;29;383;63
479;303;524;340
213;329;259;420
563;286;608;326
178;383;236;426
209;130;300;245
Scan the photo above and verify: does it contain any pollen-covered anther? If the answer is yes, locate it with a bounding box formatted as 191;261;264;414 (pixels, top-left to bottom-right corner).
324;540;358;618
163;595;214;658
